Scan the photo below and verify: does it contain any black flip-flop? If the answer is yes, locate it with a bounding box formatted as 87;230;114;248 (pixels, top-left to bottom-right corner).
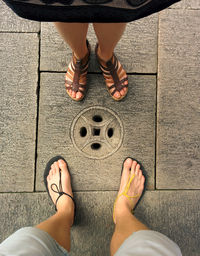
43;155;76;222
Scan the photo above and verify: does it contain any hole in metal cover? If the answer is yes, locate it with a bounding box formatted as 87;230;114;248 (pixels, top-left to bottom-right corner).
92;115;103;122
91;143;101;150
108;128;114;138
93;128;100;136
80;127;87;137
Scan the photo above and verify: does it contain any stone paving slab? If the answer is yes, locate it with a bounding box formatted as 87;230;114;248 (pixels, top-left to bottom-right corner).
40;14;158;73
36;73;156;191
157;9;200;189
171;0;200;9
0;33;38;192
0;191;199;256
0;1;40;32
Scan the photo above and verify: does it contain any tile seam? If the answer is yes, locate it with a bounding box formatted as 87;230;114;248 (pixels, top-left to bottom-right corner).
33;23;41;192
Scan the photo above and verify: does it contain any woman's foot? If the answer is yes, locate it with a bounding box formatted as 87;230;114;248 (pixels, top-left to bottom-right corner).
113;158;145;224
47;159;74;225
65;40;90;101
96;44;128;101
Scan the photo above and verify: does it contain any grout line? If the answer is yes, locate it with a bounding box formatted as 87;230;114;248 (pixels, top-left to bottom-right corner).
154;74;158;190
0;31;39;34
38;70;157;76
169;7;200;10
155;12;161;190
33;24;41;192
0;189;200;195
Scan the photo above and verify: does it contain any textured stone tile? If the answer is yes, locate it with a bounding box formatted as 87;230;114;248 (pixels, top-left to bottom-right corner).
36;73;156;191
0;191;199;256
0;193;55;241
157;9;200;189
0;33;38;192
0;1;40;32
40;14;158;73
171;0;200;9
114;13;158;74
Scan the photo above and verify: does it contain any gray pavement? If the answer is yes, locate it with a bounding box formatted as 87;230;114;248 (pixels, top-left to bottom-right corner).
0;1;200;255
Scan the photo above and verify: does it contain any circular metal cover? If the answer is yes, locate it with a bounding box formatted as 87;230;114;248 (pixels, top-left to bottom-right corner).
70;106;124;159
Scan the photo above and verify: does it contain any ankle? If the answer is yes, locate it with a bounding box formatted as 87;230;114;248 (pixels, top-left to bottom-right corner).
114;197;133;223
74;42;88;60
57;206;74;224
56;197;74;214
115;206;133;224
97;45;113;62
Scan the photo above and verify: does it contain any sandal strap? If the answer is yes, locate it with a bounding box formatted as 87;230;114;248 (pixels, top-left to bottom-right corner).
95;43;128;96
99;56;118;73
109;77;128;96
65;79;86;93
66;40;90;94
51;173;75;211
55;192;75;211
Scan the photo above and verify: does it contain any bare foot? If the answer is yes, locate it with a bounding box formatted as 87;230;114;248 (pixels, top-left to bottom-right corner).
47;159;74;224
113;158;145;224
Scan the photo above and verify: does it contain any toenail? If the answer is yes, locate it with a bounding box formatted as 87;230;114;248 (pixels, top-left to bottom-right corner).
125;158;131;163
58;159;66;166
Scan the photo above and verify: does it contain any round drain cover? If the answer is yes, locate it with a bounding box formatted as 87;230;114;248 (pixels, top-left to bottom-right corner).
71;106;124;159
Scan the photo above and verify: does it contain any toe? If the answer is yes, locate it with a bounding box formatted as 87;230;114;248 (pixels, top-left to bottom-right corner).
68;89;73;96
49;167;54;177
58;159;68;172
53;161;60;174
120;89;125;96
58;159;73;196
123;87;127;94
76;92;83;100
72;91;76;99
124;158;133;170
119;158;132;191
131;161;137;176
51;164;56;175
114;91;121;99
138;169;142;179
136;164;140;173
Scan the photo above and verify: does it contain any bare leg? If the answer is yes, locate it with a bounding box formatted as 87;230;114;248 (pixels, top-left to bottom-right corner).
93;23;128;99
54;22;89;59
36;159;74;252
93;23;126;61
54;22;89;100
110;158;149;256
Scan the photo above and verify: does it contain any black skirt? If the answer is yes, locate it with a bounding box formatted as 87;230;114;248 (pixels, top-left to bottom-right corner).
3;0;180;22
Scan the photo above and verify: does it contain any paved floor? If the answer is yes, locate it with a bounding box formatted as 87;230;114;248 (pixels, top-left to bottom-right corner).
0;1;200;255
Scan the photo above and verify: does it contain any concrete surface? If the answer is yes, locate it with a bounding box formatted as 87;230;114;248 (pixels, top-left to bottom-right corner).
0;0;199;255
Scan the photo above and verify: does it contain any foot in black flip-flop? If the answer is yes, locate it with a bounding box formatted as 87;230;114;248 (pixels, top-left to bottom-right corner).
113;158;145;224
44;156;75;226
